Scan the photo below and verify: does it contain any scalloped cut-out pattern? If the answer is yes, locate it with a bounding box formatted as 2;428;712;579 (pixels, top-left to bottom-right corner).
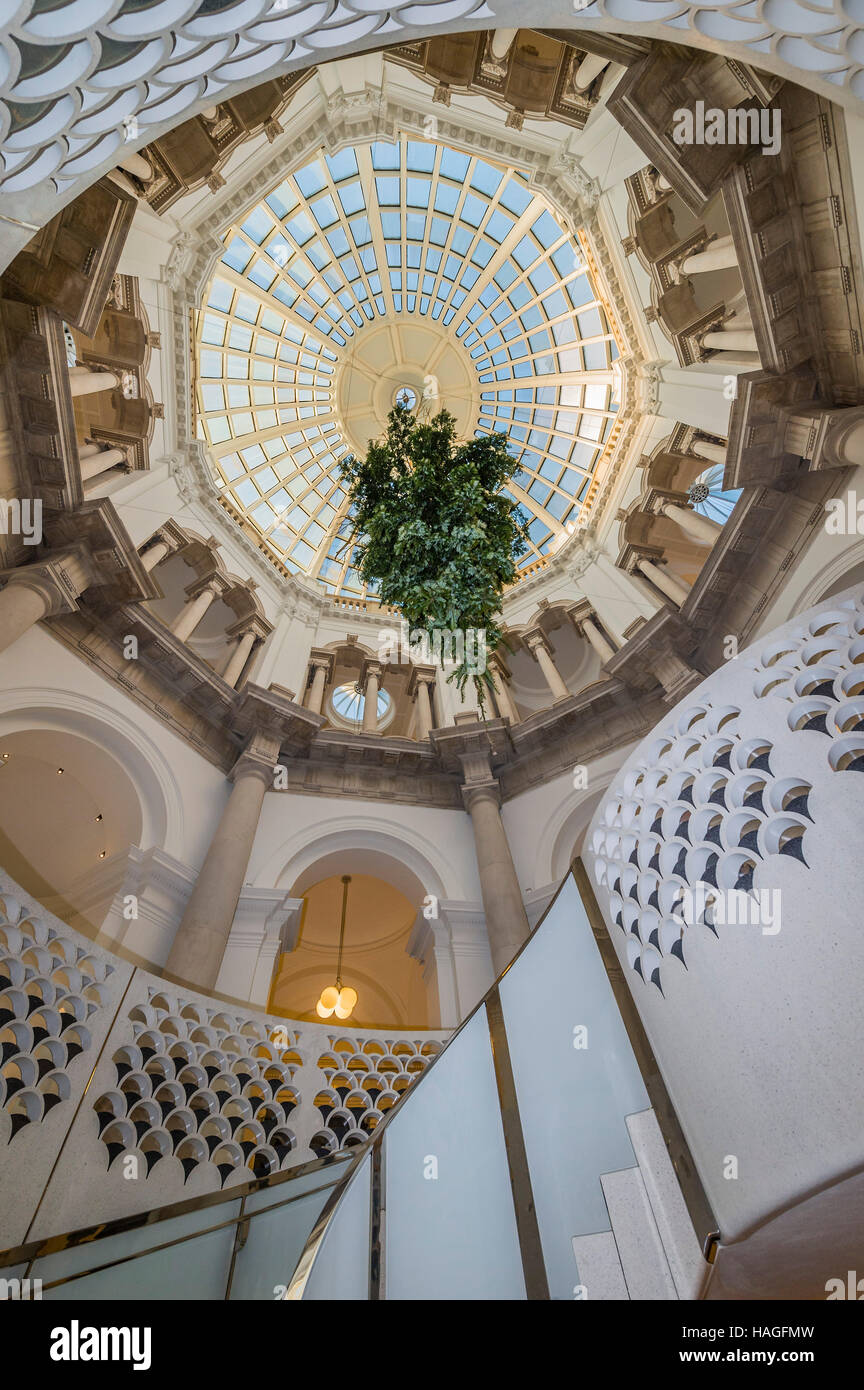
92;986;443;1185
752;595;864;772
0;893;111;1141
2;1;864;202
590;593;864;993
93;988;304;1185
310;1034;441;1157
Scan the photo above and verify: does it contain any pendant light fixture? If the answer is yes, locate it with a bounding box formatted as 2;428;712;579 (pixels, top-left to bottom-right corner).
316;874;358;1020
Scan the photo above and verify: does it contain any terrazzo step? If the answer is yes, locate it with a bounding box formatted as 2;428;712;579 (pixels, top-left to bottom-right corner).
570;1230;629;1300
626;1108;710;1300
600;1164;679;1300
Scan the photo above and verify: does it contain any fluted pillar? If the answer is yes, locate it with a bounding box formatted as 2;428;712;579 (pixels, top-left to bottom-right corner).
164;753;273;991
680;235;738;275
636;557;691;607
524;629;570;702
222;628;258;689
462;780;530;976
171;579;220;642
489;655;520;725
660;500;723;546
68;367;119;397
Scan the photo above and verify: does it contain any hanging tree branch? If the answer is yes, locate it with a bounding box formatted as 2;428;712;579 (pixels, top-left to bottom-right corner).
339;404;530;708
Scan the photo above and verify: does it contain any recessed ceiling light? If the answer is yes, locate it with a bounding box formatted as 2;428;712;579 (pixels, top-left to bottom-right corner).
57;768;64;775
98;850;107;859
94;814;103;822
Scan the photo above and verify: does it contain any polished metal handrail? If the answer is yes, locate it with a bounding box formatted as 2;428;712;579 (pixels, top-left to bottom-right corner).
0;861;717;1299
0;1149;353;1277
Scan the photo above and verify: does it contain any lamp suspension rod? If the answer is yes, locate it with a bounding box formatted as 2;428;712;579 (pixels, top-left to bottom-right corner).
336;875;351;989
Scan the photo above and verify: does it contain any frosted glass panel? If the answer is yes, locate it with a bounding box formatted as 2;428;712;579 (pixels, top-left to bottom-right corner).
34;1200;242;1290
384;1007;525;1300
498;874;649;1299
302;1150;371;1301
40;1226;237;1301
231;1185;337;1300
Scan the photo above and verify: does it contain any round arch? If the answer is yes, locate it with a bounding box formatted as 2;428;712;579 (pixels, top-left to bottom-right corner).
256;815;456;905
0;687;184;859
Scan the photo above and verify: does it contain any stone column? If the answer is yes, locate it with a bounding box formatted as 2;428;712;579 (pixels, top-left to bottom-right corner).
490;27;517;58
636;557;691;607
408;665;437;740
524;628;570;702
141;536;173;571
304;650;334;714
691;438;727;466
68;367;120;397
703;327;758;354
574;53;608;90
171;579;221;642
81;447;126;482
222;628;258;689
489;654;520;725
680;235;738;275
659;500;723;546
0;550;91;655
359;658;385;733
164;747;275;991
462;779;530;976
119;152;152;181
576;613;617;664
0;576;57;653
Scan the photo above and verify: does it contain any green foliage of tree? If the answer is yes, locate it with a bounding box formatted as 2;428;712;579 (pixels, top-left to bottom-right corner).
339;404;530;708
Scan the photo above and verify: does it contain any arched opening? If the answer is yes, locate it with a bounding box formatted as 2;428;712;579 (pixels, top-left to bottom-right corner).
0;729;143;936
269;869;427;1029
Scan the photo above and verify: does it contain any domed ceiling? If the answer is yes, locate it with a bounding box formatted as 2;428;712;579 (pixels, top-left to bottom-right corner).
195;136;622;601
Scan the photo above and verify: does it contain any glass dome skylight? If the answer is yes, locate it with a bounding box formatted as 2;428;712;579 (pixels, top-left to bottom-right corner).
196;138;622;601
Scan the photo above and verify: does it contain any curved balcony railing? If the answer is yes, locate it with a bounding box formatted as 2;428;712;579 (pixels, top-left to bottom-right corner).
0;863;714;1301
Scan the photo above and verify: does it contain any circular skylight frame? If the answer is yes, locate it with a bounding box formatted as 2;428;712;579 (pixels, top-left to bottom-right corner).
195;136;622;602
329;682;394;732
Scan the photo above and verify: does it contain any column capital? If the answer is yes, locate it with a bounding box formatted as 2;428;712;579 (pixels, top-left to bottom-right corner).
225;612;271;642
185;573;224;601
523;625;552;657
487;648;512;679
461;777;501;813
0;546;95;617
565;599;595;634
406;663;437;698
231;749;278;787
307;648;335;679
233;683;325;758
358;656;386;693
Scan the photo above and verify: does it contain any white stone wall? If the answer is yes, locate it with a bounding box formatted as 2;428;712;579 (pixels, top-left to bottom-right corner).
585;583;864;1244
